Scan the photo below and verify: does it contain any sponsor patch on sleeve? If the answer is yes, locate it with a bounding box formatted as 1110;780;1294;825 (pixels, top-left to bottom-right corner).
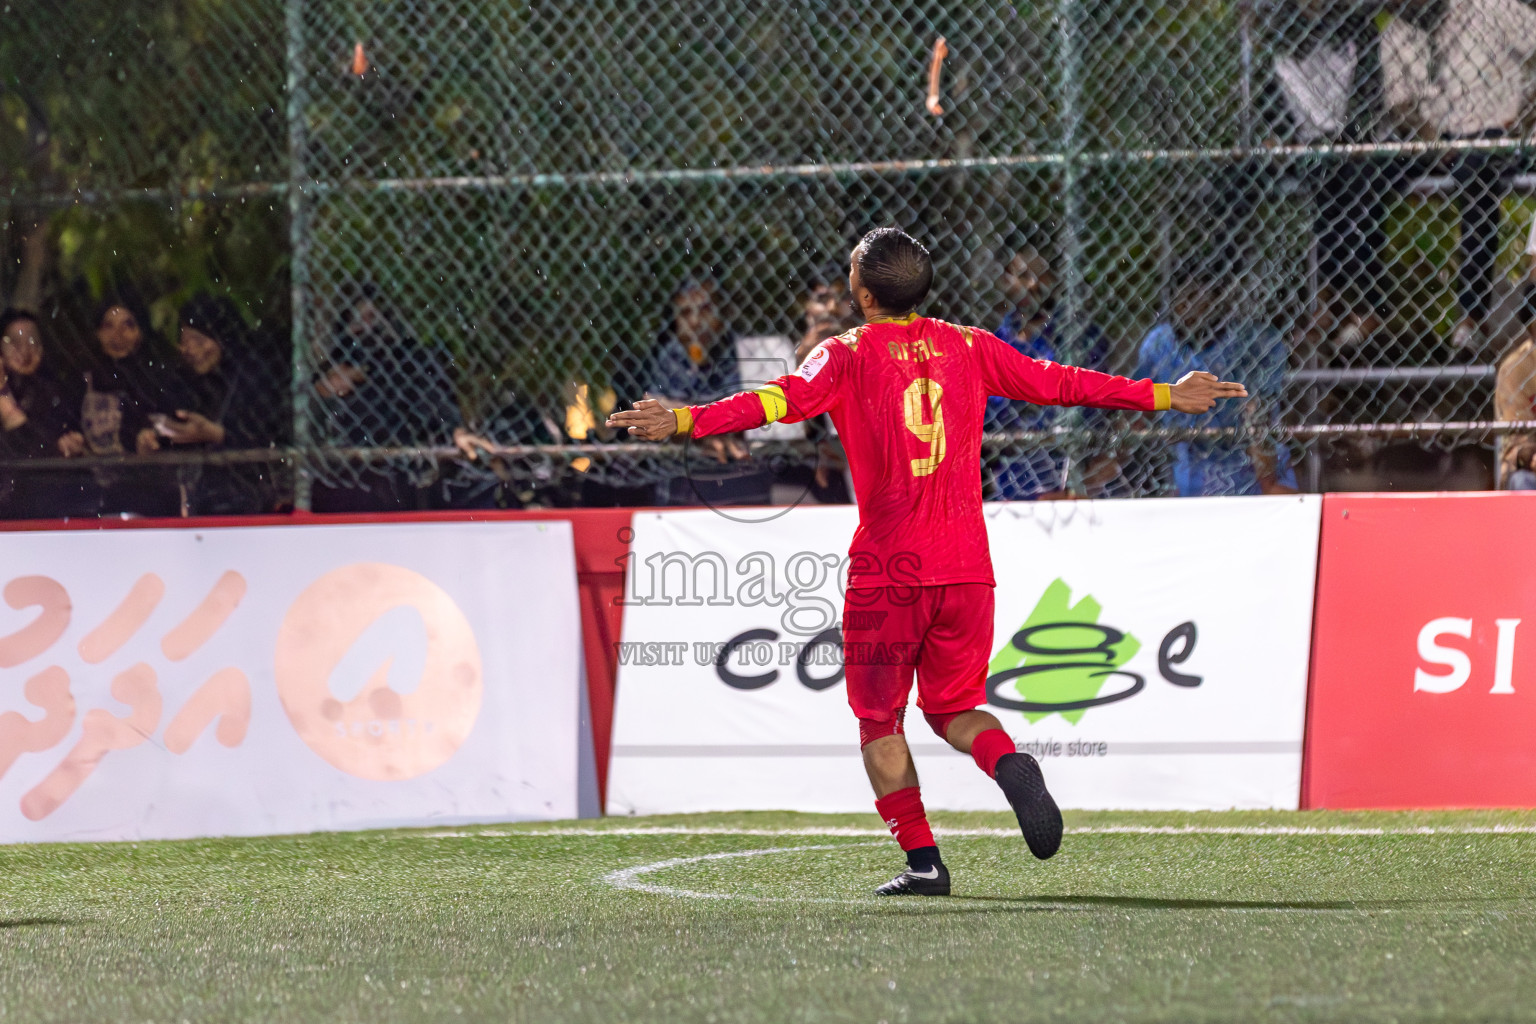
798;343;833;382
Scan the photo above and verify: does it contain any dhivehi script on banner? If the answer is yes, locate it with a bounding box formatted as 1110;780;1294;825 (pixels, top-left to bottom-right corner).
608;496;1320;813
0;520;585;843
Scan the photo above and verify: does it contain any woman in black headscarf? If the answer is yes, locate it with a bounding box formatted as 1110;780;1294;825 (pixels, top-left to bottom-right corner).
161;295;283;515
311;284;486;511
58;292;180;516
0;308;93;518
0;309;70;452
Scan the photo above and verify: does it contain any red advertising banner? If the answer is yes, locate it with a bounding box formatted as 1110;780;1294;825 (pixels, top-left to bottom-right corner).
1306;492;1536;808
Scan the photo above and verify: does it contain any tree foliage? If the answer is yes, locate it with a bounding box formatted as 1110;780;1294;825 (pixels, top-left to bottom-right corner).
0;0;287;345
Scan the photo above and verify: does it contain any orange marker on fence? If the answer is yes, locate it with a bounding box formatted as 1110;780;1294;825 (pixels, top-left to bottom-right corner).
352;42;369;76
926;36;948;116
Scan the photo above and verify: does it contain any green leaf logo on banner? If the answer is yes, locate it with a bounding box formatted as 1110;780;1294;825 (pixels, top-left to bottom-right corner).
988;578;1140;725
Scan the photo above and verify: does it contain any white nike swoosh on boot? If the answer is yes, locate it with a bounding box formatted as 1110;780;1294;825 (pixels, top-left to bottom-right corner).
907;866;940;879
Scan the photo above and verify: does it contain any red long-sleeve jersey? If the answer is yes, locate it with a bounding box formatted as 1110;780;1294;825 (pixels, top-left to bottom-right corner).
677;314;1170;588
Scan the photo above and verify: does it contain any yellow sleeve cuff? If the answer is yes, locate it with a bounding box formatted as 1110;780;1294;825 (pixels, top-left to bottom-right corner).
754;385;788;424
1152;383;1172;412
673;406;695;436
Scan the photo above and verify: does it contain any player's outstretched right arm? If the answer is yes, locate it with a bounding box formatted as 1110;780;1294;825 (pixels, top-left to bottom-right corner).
606;389;792;441
608;337;851;441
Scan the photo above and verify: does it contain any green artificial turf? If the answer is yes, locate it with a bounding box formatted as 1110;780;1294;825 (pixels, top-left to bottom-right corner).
4;809;1536;1022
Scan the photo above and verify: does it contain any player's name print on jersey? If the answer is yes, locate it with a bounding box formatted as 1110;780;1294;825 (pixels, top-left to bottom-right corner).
886;336;946;361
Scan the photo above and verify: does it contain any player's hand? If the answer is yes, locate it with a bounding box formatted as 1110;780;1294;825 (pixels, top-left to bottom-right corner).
606;399;679;441
1169;371;1247;414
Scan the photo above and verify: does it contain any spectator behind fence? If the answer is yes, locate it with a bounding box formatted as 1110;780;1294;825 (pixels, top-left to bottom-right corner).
645;276;770;505
795;270;858;504
645;277;742;414
162;295;283;515
434;378;562;510
1505;438;1536;489
57;293;180;517
1493;242;1536;484
311;284;488;512
1133;261;1298;496
795;270;858;362
1389;0;1536;351
0;308;90;518
983;242;1115;500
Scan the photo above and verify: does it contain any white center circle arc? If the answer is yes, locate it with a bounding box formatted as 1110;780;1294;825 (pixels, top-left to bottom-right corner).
602;842;908;905
598;839;1461;912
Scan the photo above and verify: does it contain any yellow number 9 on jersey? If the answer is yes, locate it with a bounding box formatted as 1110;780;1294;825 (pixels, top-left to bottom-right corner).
903;377;946;477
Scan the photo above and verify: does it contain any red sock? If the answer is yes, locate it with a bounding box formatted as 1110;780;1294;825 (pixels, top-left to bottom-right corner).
874;786;935;852
970;728;1016;778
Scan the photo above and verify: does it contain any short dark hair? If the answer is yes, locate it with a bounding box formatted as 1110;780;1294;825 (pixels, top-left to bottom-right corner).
854;228;932;313
0;307;38;338
94;289;155;339
179;294;246;347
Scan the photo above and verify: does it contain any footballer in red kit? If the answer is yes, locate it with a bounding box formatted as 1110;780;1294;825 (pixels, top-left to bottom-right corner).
610;228;1247;896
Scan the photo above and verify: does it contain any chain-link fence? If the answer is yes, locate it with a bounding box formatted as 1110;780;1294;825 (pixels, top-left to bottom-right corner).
5;0;1536;515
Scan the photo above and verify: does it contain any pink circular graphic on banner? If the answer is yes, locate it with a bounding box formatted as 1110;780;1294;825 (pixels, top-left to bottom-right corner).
274;563;483;780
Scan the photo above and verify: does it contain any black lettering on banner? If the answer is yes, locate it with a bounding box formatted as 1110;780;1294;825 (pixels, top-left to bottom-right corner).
982;620;1203;712
988;621;1146;711
1158;621;1202;687
795;628;845;691
985;664;1146;712
1011;622;1123;659
716;629;780;690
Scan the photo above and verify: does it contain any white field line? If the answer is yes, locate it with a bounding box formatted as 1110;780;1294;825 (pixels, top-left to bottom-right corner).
595;842;1461;911
418;823;1536;839
601;843;888;904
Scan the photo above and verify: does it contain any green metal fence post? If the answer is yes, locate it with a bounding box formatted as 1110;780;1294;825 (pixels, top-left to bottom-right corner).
1056;0;1087;492
285;0;313;511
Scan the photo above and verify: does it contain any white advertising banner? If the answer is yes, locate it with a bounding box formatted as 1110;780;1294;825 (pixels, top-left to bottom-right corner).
0;521;584;843
608;496;1321;813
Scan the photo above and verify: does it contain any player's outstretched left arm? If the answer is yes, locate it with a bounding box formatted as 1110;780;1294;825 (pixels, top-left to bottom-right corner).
977;328;1245;413
1167;371;1247;413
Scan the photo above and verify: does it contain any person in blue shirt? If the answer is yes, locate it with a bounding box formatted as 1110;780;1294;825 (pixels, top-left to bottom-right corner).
645;277;741;409
984;244;1116;500
644;275;766;504
1133;260;1298;496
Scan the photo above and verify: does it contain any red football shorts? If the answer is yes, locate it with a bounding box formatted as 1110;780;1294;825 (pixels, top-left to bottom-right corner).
842;583;995;723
